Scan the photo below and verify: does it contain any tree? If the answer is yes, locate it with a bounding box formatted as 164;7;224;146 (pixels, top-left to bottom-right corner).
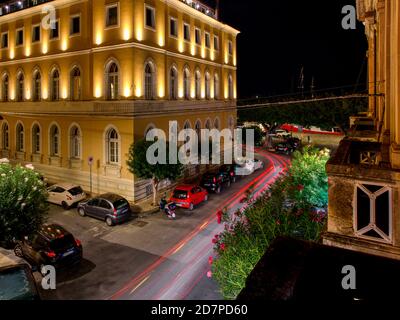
238;96;368;133
127;139;183;206
0;161;49;248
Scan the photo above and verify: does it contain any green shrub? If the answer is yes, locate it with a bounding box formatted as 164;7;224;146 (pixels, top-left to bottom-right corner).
211;147;329;299
0;162;49;247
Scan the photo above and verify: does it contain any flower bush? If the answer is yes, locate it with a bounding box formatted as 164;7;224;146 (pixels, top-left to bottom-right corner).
211;147;329;299
0;162;49;247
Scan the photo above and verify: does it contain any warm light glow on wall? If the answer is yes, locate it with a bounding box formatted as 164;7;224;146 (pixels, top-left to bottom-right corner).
62;87;68;99
225;52;229;64
135;86;141;98
42;90;48;100
95;31;103;45
178;41;184;53
25;46;31;57
124;85;131;97
123;26;132;41
210;50;215;61
201;47;205;59
135;19;143;41
61;39;68;51
191;44;195;56
178;87;184;98
158;34;165;47
158;85;165;98
9;48;15;59
94;85;102;98
10;89;15;100
42;42;48;54
25;88;31;100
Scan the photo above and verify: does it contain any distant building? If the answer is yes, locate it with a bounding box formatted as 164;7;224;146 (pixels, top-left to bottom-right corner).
0;0;239;202
324;0;400;259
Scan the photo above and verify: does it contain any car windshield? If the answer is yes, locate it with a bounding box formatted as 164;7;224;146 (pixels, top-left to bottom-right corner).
0;268;37;300
173;190;188;199
113;199;129;210
68;186;83;196
49;234;75;252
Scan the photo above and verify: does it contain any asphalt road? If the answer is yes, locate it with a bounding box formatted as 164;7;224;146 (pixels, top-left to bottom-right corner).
36;150;289;300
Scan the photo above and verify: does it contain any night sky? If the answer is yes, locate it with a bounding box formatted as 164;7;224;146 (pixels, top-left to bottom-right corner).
0;0;368;99
215;0;368;99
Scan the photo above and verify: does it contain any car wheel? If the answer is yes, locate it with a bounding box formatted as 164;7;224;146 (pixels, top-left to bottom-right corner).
62;201;70;210
78;208;86;217
106;217;114;227
189;203;194;211
14;244;23;257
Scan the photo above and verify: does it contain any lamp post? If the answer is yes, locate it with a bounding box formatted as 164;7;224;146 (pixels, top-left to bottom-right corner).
88;156;94;195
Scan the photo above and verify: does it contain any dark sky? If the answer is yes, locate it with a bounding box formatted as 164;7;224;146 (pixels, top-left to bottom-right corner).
214;0;368;99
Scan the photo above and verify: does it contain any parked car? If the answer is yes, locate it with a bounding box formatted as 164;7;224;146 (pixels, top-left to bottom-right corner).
169;185;208;211
275;129;291;138
14;224;82;270
286;137;301;149
219;165;237;183
200;172;230;193
248;159;264;171
77;193;132;226
47;183;86;209
275;142;295;155
0;264;40;300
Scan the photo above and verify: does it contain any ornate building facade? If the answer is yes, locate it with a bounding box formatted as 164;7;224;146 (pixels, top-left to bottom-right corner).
0;0;239;202
324;0;400;259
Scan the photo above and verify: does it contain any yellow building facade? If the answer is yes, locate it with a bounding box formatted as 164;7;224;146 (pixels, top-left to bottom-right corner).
0;0;239;202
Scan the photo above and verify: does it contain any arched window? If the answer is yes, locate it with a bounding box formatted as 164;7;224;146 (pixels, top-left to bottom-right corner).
170;67;178;100
205;119;211;130
16;73;24;102
2;74;9;101
106;62;119;100
214;74;219;100
16;123;24;152
70;67;81;101
32;124;41;154
50;125;60;156
214;118;220;130
107;128;119;164
195;70;201;99
33;71;41;101
50;69;60;101
205;72;211;100
228;74;234;100
183;68;190;100
70;125;81;159
1;123;9;150
144;62;155;100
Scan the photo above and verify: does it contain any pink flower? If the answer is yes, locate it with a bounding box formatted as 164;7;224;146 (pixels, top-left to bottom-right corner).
207;271;212;278
276;220;281;226
212;238;218;244
208;256;213;265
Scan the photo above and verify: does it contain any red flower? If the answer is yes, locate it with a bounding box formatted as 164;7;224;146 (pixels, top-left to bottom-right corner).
207;271;213;278
220;243;226;251
297;184;305;191
240;197;247;203
276;220;281;225
208;256;213;265
216;210;223;224
212;238;218;244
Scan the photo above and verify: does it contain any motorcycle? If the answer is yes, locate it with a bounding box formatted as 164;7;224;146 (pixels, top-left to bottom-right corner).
164;202;177;219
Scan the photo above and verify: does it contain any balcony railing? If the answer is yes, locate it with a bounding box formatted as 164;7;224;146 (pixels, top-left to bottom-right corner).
0;0;53;17
180;0;217;19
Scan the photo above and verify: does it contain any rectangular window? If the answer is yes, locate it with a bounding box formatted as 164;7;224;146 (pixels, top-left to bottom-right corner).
195;28;201;45
70;15;81;35
214;35;219;50
106;4;119;27
170;17;178;38
16;29;24;46
1;32;8;48
32;25;40;42
50;20;59;40
228;40;233;55
183;23;190;41
145;6;155;29
205;32;210;48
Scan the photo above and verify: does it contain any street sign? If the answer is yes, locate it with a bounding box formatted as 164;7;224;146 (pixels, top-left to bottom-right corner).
88;156;94;166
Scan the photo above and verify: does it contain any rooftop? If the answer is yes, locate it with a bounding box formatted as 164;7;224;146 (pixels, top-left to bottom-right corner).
0;0;217;19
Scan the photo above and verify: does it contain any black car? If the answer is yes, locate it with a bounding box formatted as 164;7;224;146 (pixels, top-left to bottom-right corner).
286;137;301;149
14;224;82;270
0;264;40;300
77;193;131;226
275;142;295;155
219;165;237;183
200;172;230;193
